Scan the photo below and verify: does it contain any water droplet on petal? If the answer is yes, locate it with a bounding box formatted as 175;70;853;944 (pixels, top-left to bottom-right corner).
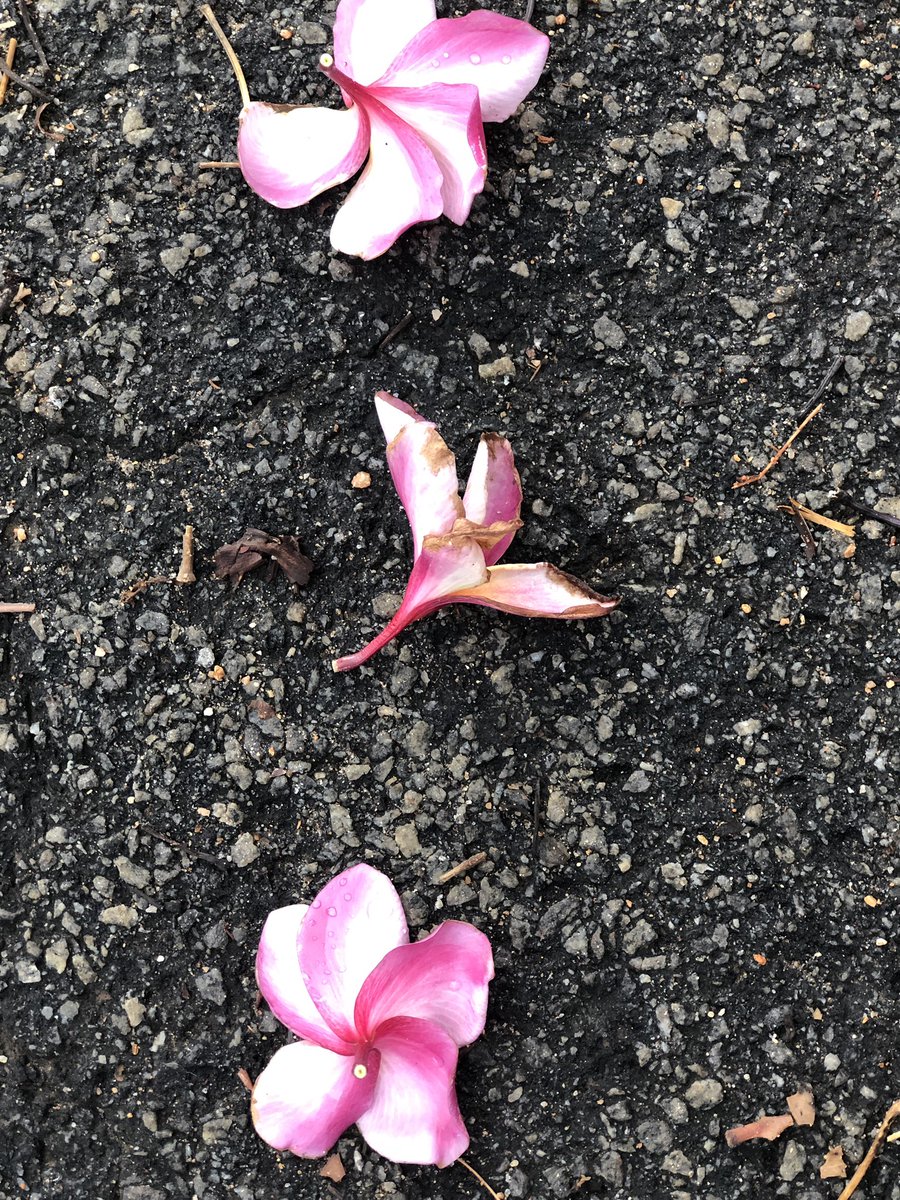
449;979;461;991
470;53;481;64
344;893;352;902
430;57;440;67
442;51;449;58
502;54;511;64
327;906;337;917
311;899;321;908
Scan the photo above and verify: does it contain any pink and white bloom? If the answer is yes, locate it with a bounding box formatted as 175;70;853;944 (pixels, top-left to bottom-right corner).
333;393;620;671
204;0;549;258
252;863;494;1166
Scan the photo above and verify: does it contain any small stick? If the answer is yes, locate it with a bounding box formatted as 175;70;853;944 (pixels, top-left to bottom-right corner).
801;353;844;418
458;1157;505;1200
782;498;854;538
533;776;543;894
0;58;59;104
198;160;240;169
141;823;226;869
236;1067;254;1093
200;4;251;109
839;494;900;532
120;575;173;604
16;0;49;74
0;39;17;106
782;499;816;559
377;311;413;352
0;601;35;614
524;0;536;22
437;851;487;885
732;402;823;490
837;1099;900;1200
176;525;197;584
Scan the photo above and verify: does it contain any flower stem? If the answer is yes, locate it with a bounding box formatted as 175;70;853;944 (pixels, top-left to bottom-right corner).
332;612;409;673
200;4;250;109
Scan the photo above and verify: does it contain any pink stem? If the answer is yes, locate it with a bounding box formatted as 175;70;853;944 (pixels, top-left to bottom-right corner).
332;611;412;673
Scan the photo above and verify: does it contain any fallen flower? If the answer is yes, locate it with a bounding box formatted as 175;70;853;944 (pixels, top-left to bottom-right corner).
252;863;494;1166
213;528;312;588
725;1112;794;1147
202;0;549;258
332;393;619;671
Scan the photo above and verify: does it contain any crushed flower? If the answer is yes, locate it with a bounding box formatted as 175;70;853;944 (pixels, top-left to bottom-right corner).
203;0;549;258
251;863;493;1166
332;392;619;671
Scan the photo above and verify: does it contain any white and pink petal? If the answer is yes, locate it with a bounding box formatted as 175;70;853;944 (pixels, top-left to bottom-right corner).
462;433;522;565
375;12;550;123
251;1041;377;1158
333;0;436;86
296;864;409;1044
256;904;352;1053
452;562;620;619
323;73;444;260
357;1016;469;1166
371;82;486;225
238;101;369;209
355;921;494;1047
385;419;465;558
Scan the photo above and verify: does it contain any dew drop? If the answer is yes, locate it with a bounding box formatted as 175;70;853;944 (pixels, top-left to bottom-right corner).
343;893;352;902
327;906;337;917
442;50;449;58
430;57;440;67
311;899;321;909
502;54;511;64
449;979;461;991
469;53;481;64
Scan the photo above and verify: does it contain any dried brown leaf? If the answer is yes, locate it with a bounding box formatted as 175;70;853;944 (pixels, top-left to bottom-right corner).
214;528;312;588
820;1145;848;1180
320;1153;346;1183
725;1112;794;1147
787;1089;816;1127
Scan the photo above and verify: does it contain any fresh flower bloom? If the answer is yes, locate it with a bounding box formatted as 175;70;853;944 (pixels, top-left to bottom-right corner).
203;0;549;258
252;863;494;1166
333;393;620;671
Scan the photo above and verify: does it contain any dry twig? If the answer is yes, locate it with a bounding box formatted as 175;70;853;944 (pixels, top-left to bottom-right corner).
437;851;487;884
783;500;854;538
732;403;823;489
458;1157;504;1200
0;601;35;614
725;1113;794;1147
0;39;18;106
176;525;196;584
837;1099;900;1200
236;1067;254;1093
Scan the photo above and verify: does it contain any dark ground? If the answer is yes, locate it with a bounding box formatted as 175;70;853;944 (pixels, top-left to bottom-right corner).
1;0;899;1196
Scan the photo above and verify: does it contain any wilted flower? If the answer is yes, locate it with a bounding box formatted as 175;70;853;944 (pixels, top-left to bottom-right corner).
202;0;549;258
332;393;619;671
252;863;493;1166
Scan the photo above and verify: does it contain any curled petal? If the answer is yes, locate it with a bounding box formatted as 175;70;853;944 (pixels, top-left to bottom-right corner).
238;101;369;209
375;391;424;445
297;864;409;1043
423;518;522;554
453;562;620;619
376;12;550;123
327;85;444;259
333;0;436;86
386;419;465;558
355;921;494;1047
332;540;487;672
371;83;486;225
357;1016;468;1166
252;1041;378;1158
462;433;522;565
256;905;353;1053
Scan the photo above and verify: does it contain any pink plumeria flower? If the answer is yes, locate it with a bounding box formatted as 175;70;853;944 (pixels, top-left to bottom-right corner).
252;863;493;1166
203;0;549;258
332;393;620;671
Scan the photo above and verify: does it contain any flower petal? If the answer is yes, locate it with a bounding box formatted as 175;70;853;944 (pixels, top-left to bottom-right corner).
256;905;354;1053
462;433;523;565
332;539;487;672
237;101;369;209
385;419;465;559
333;0;436;86
357;1016;469;1166
326;85;444;259
297;864;409;1043
251;1041;378;1158
371;83;486;224
376;12;550;123
375;390;423;445
355;921;493;1047
453;562;620;618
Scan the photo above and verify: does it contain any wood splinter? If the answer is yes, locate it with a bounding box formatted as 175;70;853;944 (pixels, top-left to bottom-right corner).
0;600;35;614
437;851;488;884
0;38;17;106
176;525;197;584
733;402;823;490
837;1098;900;1200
